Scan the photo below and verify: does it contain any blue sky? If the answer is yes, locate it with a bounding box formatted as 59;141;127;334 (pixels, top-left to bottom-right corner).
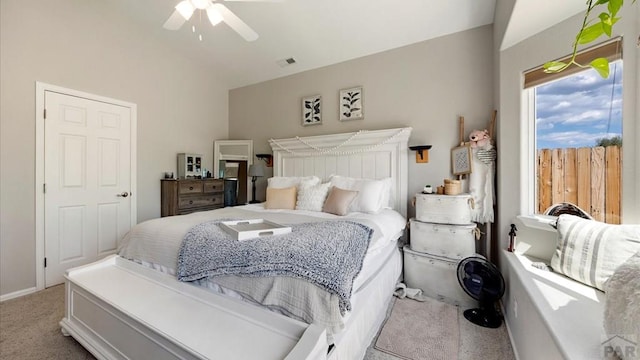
535;61;623;149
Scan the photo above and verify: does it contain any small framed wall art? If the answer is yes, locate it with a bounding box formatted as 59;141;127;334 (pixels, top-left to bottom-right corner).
302;95;322;126
451;145;472;175
339;86;363;121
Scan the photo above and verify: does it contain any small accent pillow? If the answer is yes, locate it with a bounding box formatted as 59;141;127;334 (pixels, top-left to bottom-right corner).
322;186;359;216
296;182;331;212
264;186;297;210
550;214;640;291
329;175;391;213
267;176;321;189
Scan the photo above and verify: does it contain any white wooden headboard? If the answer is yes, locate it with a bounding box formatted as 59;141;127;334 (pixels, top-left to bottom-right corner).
269;127;412;217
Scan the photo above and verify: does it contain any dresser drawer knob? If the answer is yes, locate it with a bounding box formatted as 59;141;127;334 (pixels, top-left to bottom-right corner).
189;186;194;190
189;200;193;205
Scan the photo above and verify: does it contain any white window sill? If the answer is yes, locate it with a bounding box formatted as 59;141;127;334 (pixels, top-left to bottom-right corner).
516;214;557;232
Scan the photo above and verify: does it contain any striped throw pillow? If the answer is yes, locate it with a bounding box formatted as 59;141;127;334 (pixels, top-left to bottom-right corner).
550;214;640;291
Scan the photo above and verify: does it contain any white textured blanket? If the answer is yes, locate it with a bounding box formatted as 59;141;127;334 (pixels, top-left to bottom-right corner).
604;251;640;359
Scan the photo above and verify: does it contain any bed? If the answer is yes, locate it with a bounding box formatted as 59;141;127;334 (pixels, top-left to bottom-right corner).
60;127;412;360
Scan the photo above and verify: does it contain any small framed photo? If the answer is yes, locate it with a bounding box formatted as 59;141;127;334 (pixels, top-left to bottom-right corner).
339;86;363;121
302;95;322;126
451;145;472;175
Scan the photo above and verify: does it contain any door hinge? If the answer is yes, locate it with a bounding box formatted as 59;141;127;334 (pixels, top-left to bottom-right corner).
44;109;47;119
43;183;46;194
44;257;47;268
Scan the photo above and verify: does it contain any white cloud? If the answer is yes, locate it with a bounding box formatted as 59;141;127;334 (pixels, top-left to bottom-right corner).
551;101;571;110
563;109;604;124
538;131;618;148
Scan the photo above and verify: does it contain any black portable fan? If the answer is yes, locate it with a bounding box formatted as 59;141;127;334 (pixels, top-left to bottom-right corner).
457;256;506;328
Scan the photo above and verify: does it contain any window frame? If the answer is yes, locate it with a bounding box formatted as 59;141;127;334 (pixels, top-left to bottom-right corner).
524;58;624;220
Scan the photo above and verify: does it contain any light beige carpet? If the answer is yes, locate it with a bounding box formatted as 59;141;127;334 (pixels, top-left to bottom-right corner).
1;285;515;360
374;297;459;360
0;285;94;360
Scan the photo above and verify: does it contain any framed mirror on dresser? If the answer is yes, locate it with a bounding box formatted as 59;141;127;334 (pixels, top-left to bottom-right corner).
214;140;254;204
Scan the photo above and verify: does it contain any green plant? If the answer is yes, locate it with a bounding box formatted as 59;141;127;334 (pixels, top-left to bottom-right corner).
543;0;635;78
595;135;622;147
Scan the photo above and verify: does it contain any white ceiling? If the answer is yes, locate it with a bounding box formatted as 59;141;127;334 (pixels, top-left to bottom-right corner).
501;0;584;50
121;0;496;89
118;0;586;89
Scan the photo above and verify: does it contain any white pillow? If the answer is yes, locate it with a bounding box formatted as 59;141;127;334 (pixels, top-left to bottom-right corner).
550;214;640;291
267;176;321;189
329;175;391;213
296;182;331;212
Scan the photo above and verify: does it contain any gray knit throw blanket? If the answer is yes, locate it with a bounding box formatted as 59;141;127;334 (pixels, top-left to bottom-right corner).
177;220;373;313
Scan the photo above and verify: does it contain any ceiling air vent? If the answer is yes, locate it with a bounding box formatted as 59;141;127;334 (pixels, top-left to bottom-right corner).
277;57;297;68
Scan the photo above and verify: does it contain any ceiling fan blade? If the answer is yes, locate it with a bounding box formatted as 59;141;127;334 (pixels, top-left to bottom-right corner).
163;9;187;30
212;3;259;42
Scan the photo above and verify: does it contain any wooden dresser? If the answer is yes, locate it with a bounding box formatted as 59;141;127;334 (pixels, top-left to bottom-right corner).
161;179;224;217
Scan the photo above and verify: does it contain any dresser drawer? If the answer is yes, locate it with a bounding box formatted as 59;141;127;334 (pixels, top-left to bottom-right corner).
161;179;226;217
179;194;223;209
203;180;223;193
179;181;203;194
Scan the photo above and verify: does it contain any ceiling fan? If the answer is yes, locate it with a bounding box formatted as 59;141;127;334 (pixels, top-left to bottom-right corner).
163;0;278;42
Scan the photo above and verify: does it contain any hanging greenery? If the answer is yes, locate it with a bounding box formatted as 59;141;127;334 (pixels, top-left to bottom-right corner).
543;0;635;78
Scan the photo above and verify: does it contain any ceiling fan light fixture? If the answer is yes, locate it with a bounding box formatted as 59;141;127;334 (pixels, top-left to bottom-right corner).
206;7;223;26
163;0;260;42
175;1;195;20
191;0;211;10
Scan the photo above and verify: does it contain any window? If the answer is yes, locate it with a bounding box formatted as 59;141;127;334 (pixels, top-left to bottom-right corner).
525;39;623;224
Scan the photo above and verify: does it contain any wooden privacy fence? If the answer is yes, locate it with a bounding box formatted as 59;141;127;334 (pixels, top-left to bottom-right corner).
537;146;621;224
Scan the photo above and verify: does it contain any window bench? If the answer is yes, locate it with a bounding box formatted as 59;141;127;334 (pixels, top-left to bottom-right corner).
503;217;605;360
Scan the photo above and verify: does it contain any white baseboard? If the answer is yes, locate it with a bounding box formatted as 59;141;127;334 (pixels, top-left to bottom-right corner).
500;300;520;360
0;287;37;302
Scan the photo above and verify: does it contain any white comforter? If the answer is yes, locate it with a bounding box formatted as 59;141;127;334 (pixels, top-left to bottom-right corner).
118;204;406;336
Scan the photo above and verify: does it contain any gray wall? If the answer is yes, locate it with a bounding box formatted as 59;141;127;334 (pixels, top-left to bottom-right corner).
0;0;229;296
229;26;495;211
495;3;639;359
496;4;639;252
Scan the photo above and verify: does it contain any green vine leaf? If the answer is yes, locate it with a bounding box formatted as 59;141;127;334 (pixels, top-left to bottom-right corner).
545;0;635;78
608;0;623;16
590;57;610;77
578;22;605;44
599;13;612;36
543;61;568;73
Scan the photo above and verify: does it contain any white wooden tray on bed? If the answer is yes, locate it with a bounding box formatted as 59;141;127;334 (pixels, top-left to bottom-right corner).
60;255;328;360
219;219;292;241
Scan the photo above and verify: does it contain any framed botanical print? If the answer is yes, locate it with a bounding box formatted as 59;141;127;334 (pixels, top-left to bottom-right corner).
339;86;363;121
302;95;322;126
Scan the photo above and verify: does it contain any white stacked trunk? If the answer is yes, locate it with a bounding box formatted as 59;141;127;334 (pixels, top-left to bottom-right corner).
404;193;477;307
414;193;475;225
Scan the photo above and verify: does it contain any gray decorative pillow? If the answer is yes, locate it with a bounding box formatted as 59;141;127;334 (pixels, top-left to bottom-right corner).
550;214;640;291
322;186;358;216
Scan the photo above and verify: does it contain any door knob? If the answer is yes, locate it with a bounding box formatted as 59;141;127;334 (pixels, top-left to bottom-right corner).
117;192;129;198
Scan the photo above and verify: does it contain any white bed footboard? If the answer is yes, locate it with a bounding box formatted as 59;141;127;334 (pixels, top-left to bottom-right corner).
61;255;328;360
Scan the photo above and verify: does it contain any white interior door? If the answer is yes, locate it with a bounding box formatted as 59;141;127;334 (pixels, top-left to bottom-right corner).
44;91;132;287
